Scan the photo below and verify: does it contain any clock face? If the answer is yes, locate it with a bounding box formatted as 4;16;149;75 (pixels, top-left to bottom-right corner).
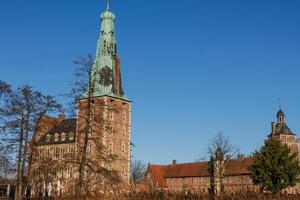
99;66;113;86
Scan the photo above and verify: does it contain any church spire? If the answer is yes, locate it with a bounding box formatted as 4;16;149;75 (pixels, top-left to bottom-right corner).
86;2;128;100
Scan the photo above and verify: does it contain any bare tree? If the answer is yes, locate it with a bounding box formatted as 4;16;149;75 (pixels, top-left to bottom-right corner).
207;132;239;196
131;160;146;184
207;132;239;161
0;81;62;200
0;145;16;180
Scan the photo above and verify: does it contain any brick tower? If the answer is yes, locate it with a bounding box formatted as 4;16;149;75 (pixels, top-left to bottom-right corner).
77;2;131;183
268;109;299;155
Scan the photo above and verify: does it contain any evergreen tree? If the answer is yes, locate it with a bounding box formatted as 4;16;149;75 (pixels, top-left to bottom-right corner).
249;139;300;193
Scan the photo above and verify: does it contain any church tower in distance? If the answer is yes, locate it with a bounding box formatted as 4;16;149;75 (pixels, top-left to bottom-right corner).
77;3;131;183
268;109;299;155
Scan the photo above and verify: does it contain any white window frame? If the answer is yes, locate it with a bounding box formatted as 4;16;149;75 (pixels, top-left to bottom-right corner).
54;133;59;142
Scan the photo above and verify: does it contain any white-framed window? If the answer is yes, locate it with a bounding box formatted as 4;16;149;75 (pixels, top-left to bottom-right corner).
54;133;59;142
69;132;74;140
61;147;65;158
69;146;75;155
46;148;50;158
46;134;51;143
61;132;66;141
87;143;92;155
55;148;60;159
67;166;73;178
40;148;44;157
51;148;55;159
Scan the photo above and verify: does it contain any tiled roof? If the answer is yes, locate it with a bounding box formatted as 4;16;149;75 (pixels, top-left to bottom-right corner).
37;119;76;145
165;161;209;178
224;157;253;175
147;157;253;187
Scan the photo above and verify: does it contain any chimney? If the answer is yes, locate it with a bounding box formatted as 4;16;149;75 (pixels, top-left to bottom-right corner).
172;160;177;165
271;122;276;136
58;114;65;122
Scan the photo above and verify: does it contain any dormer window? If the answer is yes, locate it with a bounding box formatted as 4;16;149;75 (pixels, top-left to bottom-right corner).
46;134;51;143
54;133;59;142
69;132;74;140
61;132;66;141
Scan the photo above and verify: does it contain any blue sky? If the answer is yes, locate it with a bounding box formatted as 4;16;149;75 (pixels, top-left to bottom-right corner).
1;0;300;164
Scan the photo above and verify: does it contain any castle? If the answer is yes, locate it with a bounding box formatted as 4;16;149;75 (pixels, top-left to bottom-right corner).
27;1;300;198
29;3;131;197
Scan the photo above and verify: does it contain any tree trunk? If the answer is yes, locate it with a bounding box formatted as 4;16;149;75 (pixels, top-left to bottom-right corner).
78;76;92;197
15;115;25;200
21;112;30;198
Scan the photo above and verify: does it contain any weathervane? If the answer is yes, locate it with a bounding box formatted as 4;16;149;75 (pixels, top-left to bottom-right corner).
106;0;110;10
278;98;282;111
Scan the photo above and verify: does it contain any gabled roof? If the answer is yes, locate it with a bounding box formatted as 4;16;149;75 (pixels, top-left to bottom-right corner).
147;164;168;188
37;119;76;145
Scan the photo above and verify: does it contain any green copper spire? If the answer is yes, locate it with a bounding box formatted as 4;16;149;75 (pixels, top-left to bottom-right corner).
86;2;128;100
